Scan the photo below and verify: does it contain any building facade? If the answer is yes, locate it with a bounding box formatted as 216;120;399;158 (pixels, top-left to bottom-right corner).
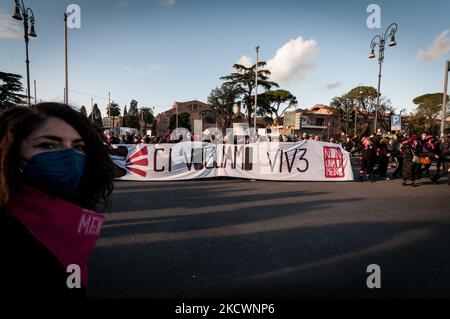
154;100;219;137
102;116;123;128
283;104;341;138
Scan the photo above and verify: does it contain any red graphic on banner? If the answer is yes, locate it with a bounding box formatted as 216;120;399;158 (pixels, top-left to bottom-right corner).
125;147;149;177
323;146;345;178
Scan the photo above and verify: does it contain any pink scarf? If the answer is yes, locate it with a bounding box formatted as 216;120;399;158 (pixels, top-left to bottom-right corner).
8;183;104;287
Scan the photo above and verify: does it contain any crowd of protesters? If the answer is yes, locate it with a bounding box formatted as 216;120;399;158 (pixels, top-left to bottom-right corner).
102;130;331;146
352;131;450;185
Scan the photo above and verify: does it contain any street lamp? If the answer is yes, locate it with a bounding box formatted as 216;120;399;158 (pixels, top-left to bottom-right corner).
369;23;398;134
12;0;37;107
254;46;260;133
64;13;69;105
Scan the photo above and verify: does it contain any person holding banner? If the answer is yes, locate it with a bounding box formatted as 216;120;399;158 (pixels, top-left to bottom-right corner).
0;103;114;299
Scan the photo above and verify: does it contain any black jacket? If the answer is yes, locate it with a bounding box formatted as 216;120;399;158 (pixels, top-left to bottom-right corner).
361;144;377;161
0;214;87;300
390;140;402;158
440;142;450;161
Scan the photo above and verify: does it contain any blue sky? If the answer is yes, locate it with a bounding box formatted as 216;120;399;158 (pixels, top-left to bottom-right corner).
1;0;449;116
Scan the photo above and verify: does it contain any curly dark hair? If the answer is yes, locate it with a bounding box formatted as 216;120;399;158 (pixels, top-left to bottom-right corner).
0;103;114;212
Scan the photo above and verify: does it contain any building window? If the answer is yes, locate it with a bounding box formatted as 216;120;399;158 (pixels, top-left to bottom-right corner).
202;111;216;124
316;118;325;126
301;115;309;126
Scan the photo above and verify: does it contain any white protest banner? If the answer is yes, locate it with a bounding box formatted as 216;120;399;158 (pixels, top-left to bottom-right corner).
110;140;354;181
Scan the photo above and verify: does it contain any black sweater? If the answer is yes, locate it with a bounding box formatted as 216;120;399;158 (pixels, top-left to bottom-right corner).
0;215;86;300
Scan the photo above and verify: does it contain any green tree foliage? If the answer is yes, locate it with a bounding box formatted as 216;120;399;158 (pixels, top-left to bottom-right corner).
122;105;128;127
346;86;377;122
126;99;140;129
129;100;139;116
88;103;103;127
106;102;121;127
208;83;243;131
79;105;87;117
221;62;279;126
139;107;154;134
0;72;26;109
258;89;297;126
106;102;121;117
330;85;393;132
406;112;427;135
330;95;355;135
412;93;449;135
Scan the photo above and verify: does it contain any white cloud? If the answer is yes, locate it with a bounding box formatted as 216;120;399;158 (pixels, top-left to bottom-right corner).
234;37;318;84
267;36;318;84
325;81;342;90
0;10;22;39
160;0;176;7
235;55;253;68
417;30;450;62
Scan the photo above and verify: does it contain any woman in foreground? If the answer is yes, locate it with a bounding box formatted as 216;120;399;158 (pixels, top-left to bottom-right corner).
0;103;113;299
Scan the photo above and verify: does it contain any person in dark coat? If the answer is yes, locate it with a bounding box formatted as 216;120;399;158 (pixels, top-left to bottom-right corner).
400;135;421;186
0;103;114;300
431;134;450;184
342;137;354;153
390;133;403;178
419;134;434;178
1;195;89;299
376;137;391;179
359;137;377;182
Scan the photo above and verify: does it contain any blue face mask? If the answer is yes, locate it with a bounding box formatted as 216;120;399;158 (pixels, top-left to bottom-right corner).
21;148;87;199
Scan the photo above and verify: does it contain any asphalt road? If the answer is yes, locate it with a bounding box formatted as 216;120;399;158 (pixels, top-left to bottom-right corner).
88;167;450;299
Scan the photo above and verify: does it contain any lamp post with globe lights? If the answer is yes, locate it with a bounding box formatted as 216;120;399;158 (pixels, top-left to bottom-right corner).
369;23;398;134
11;0;38;107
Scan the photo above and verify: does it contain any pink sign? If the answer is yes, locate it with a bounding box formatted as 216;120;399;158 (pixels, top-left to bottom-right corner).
323;146;345;178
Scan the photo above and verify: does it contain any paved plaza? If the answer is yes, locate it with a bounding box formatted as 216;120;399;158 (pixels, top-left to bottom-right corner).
88;164;450;299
